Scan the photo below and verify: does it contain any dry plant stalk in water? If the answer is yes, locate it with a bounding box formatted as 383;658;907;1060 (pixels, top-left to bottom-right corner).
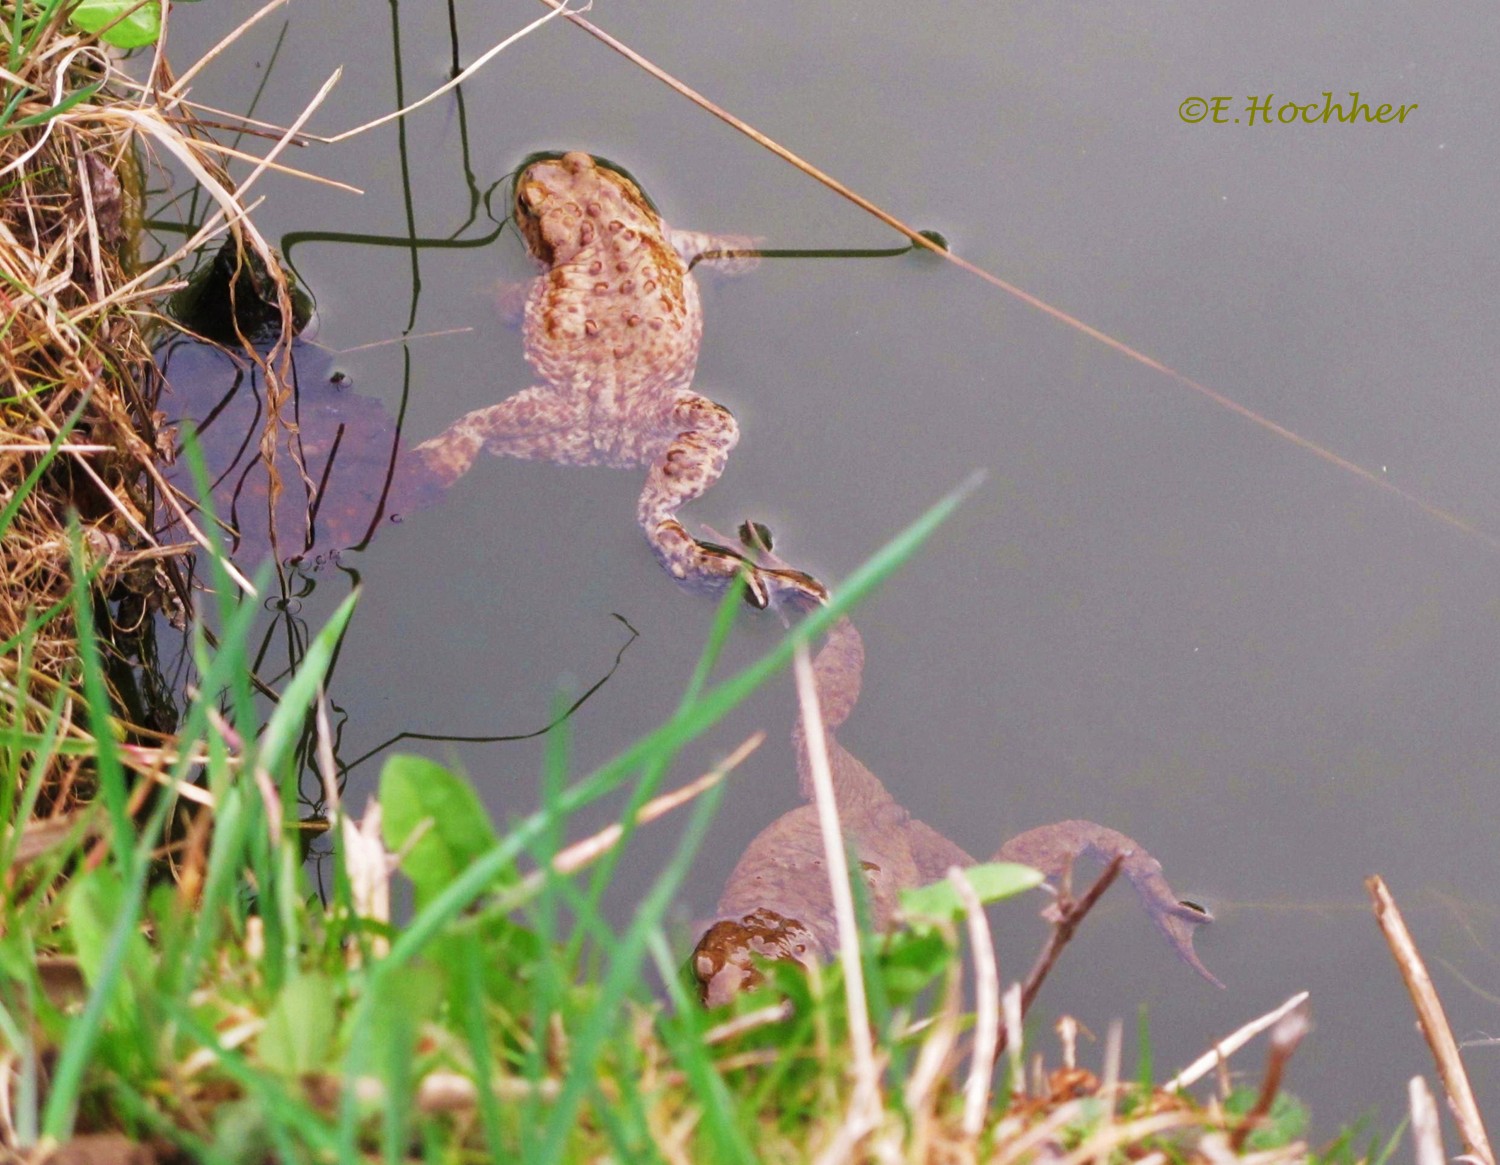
1368;875;1495;1165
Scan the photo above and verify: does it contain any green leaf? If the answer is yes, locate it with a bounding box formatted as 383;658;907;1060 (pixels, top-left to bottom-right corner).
877;927;953;1000
1222;1088;1310;1150
64;868;150;1022
259;973;337;1077
68;0;161;47
379;755;503;906
898;861;1045;926
255;588;359;780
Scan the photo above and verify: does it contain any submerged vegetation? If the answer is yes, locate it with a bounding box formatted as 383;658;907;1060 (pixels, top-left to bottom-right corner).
1;1;1493;1162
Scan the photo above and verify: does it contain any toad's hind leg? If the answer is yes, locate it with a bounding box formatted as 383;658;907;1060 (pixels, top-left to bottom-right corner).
638;392;827;610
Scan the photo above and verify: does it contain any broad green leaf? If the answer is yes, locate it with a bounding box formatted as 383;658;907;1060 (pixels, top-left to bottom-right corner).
259;973;337;1077
68;0;161;47
898;861;1045;926
379;755;503;905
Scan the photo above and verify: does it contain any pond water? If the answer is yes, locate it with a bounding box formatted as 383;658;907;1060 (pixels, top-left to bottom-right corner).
153;0;1500;1137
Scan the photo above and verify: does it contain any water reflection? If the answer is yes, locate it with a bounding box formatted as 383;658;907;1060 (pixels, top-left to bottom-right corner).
693;616;1220;1008
155;335;436;568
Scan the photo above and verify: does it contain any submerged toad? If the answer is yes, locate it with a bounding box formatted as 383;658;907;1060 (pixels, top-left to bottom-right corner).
693;615;1222;1007
405;151;826;609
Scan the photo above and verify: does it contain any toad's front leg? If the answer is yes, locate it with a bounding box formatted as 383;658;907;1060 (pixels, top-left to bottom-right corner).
407;385;597;491
385;386;594;520
637;392;827;610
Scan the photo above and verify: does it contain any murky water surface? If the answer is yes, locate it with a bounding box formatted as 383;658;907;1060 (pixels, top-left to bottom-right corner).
155;1;1500;1134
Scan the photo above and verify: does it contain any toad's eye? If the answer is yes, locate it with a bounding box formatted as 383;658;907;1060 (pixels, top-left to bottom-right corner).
518;181;546;213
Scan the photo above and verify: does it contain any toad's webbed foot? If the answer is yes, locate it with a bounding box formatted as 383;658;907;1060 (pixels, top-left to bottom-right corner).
653;520;828;609
730;519;830;613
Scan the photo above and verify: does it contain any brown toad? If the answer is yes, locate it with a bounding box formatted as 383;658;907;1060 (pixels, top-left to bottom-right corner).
693;611;1222;1007
407;151;826;609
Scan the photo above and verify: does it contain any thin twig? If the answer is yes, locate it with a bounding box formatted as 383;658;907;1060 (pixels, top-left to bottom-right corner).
548;734;760;876
703;1002;794;1046
993;854;1125;1062
313;683;339;816
491;734;763;913
902;918;962;1135
139;455;259;596
1368;875;1495;1165
315;3;580;144
1227;1003;1311;1152
1053;1111;1207;1165
180;136;363;193
164;0;290;106
1001;984;1024;1101
1101;1018;1122;1114
1410;1076;1447;1165
1164;991;1311;1091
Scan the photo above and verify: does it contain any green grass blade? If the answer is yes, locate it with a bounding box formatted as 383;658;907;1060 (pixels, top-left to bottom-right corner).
534;780;726;1162
574;576;745;965
456;933;506;1155
1;80;103;132
646;930;757;1165
64;523;129;870
338;476;976;1142
39;788;176;1138
255;591;359;778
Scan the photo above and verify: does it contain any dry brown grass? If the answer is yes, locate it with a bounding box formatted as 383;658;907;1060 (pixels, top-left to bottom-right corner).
0;0;306;810
3;16;155;810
